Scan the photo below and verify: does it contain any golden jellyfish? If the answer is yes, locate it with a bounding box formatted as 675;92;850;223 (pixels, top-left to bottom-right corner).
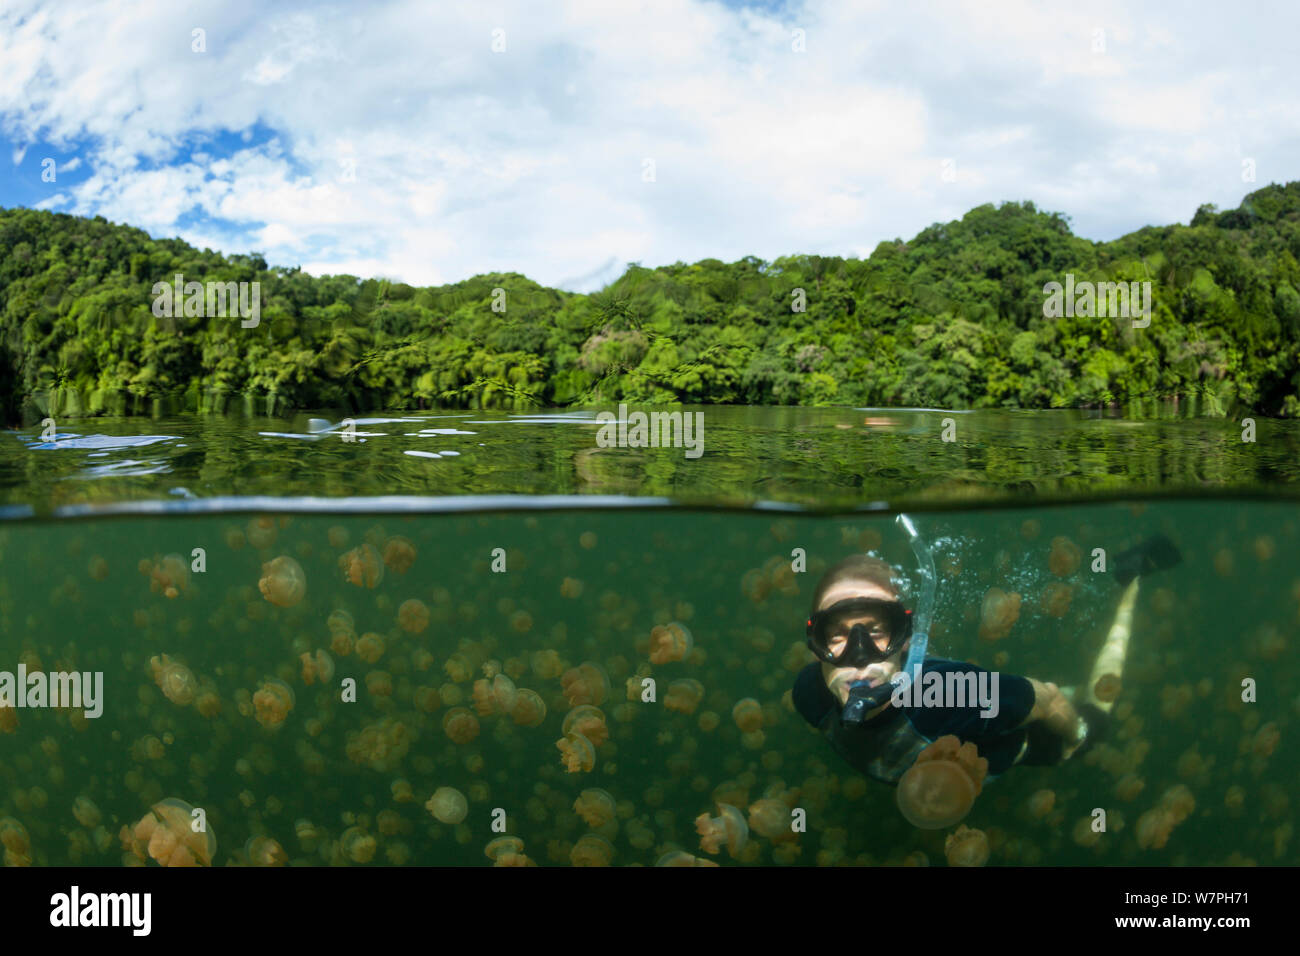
484;835;526;865
977;588;1021;641
72;796;102;829
1253;722;1280;757
258;555;306;607
414;686;441;713
252;679;295;729
944;825;990;867
732;698;763;733
382;535;416;573
365;671;393;697
88;555;109;581
573;789;617;828
1135;808;1175;850
427;787;468;824
560;577;584;599
0;818;30;858
247;516;277;549
442;707;480;744
356;633;386;663
149;654;197;706
896;735;988;830
1160;784;1195;825
570;834;614;867
126;799;215;867
557;731;596;773
1028;790;1055;819
561;705;609;747
531;649;565;680
146;553;190;598
664;679;705;715
510;689;547;727
1048;536;1081;577
649;622;693;665
340;544;384;588
245;835;288;866
747;798;792;841
299;649;335;686
471;674;517;717
397;599;429;634
695;803;748;858
1040;582;1073;618
561;661;610;707
195;683;221;719
1093;673;1122;703
340;826;377;863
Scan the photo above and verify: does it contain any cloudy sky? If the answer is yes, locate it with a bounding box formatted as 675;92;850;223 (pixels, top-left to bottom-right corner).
1;0;1296;291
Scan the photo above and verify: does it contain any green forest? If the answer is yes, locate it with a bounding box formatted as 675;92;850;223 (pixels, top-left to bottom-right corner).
3;181;1300;422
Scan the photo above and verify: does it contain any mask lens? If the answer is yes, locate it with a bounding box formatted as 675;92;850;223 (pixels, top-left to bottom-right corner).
808;599;907;664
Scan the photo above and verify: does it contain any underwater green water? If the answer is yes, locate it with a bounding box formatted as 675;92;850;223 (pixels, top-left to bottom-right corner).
0;498;1294;866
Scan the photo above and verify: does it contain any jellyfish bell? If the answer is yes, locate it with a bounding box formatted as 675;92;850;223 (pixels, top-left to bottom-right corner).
556;732;596;773
1048;537;1082;577
245;834;288;866
570;833;614;867
426;787;468;824
695;803;748;858
134;798;216;867
573;789;617;828
896;735;988;830
649;622;693;665
340;544;384;588
510;689;547;727
944;825;989;867
484;835;525;863
253;679;295;729
561;705;609;747
258;555;307;607
151;655;197;706
732;698;763;733
977;588;1021;641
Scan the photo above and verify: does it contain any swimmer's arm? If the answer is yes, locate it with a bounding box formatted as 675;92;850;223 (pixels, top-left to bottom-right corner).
1022;678;1084;751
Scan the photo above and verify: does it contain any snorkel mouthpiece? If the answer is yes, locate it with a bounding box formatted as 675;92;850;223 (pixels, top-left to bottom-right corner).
841;678;896;725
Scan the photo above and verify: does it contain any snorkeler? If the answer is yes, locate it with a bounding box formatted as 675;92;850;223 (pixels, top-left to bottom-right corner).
792;517;1182;786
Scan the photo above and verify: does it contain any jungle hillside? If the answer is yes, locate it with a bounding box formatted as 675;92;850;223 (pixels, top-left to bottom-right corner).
3;181;1300;422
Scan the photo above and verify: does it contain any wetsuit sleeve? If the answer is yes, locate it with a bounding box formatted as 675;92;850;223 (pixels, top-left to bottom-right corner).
904;660;1036;743
793;663;836;728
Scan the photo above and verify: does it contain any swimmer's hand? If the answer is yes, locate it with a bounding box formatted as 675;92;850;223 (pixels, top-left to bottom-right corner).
1026;679;1087;761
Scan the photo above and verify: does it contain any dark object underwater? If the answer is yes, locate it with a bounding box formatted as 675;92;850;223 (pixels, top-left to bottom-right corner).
1114;534;1182;586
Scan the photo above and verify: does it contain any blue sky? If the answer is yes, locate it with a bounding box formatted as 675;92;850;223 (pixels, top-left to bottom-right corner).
2;0;1297;292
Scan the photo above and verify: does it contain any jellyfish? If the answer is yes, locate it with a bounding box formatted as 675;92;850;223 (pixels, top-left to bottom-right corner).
560;577;584;599
72;796;102;829
147;554;190;598
356;633;386;663
442;707;480;744
397;599;429;634
150;654;197;706
664;679;705;715
340;826;377;863
561;705;609;747
426;787;468;824
1027;789;1055;819
695;803;748;858
1254;722;1280;757
649;622;694;665
561;662;610;707
732;698;763;733
557;732;596;773
126;798;216;867
486;837;525;868
381;535;416;573
247;516;278;549
1040;582;1073;618
1135;808;1176;849
747;798;792;841
245;835;288;866
299;649;335;686
531;649;565;680
195;682;221;719
1048;536;1081;577
656;850;720;867
944;825;989;867
573;789;617;828
340;544;384;588
1093;673;1122;703
977;588;1021;641
252;679;295;729
570;834;614;867
896;735;988;829
258;555;306;607
0;818;30;859
510;689;547;727
365;671;393;697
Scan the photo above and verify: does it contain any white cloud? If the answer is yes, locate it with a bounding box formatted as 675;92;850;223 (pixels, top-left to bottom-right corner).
0;0;1296;291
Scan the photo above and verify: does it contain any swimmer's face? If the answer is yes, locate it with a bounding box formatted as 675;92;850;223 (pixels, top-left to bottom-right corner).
818;578;907;707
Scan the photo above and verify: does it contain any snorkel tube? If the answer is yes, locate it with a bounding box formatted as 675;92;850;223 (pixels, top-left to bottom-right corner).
841;513;937;724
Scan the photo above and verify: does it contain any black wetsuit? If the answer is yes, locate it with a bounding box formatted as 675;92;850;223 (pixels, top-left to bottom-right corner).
793;657;1068;784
